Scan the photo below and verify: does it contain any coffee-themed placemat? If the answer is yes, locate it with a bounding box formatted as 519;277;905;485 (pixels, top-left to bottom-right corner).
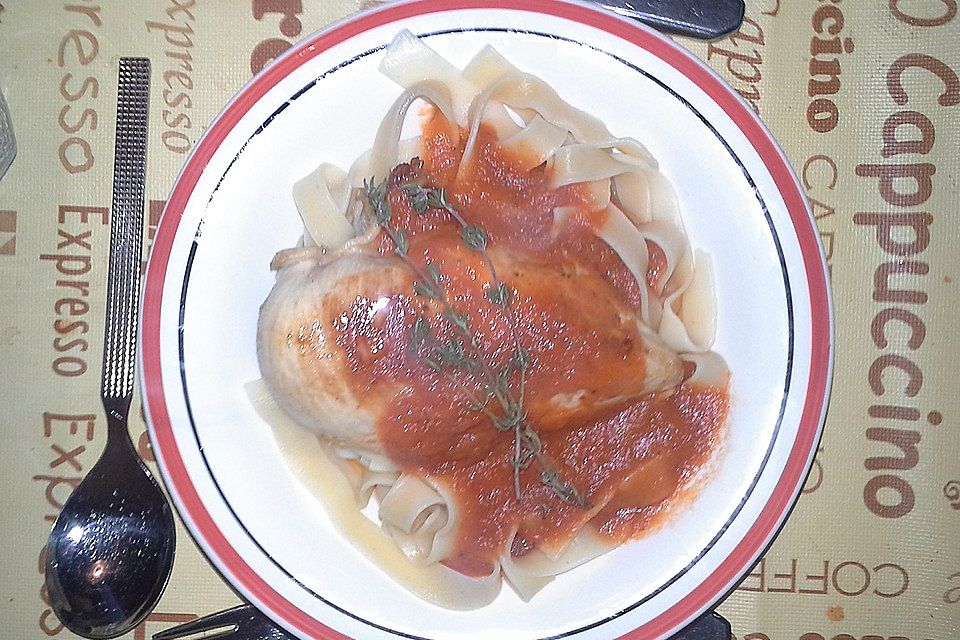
0;1;957;638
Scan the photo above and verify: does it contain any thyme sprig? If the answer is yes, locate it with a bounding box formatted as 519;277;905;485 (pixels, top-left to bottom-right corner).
360;176;588;508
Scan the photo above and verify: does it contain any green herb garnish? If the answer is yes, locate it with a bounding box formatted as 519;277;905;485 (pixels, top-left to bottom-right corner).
361;177;588;508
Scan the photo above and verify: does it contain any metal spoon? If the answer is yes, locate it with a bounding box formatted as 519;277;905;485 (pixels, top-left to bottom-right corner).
44;58;175;640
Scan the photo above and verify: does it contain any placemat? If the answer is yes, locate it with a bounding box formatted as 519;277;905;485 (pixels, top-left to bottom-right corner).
0;1;957;638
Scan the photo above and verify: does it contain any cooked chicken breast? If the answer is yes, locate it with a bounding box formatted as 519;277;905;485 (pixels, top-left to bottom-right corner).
257;241;683;454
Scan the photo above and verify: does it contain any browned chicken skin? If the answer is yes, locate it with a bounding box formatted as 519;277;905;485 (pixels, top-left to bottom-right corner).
257;237;683;455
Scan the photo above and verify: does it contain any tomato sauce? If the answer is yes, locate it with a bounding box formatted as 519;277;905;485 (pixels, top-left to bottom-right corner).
330;111;729;577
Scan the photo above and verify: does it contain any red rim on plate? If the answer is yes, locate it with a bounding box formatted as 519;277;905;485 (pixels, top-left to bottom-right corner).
141;1;833;638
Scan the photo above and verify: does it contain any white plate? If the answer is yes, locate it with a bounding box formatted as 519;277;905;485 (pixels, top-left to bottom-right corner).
141;1;833;638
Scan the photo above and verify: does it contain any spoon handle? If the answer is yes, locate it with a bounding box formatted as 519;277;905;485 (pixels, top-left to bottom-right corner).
102;57;150;408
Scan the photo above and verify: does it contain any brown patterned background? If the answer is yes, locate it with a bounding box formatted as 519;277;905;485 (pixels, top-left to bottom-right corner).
0;0;957;638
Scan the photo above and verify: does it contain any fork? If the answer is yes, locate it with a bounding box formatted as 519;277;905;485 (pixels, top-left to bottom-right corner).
152;605;294;640
152;605;729;640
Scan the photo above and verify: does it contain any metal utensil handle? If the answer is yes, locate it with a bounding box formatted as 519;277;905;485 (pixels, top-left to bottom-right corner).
597;0;745;39
152;605;295;640
102;57;151;401
152;603;727;640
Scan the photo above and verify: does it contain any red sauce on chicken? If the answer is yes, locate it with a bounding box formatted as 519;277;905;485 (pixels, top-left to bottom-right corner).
329;111;728;577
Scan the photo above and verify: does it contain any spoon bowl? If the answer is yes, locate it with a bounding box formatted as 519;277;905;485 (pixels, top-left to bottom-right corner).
44;397;177;639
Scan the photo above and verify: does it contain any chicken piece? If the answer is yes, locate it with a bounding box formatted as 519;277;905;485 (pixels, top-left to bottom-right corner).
257;249;408;455
256;241;683;454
